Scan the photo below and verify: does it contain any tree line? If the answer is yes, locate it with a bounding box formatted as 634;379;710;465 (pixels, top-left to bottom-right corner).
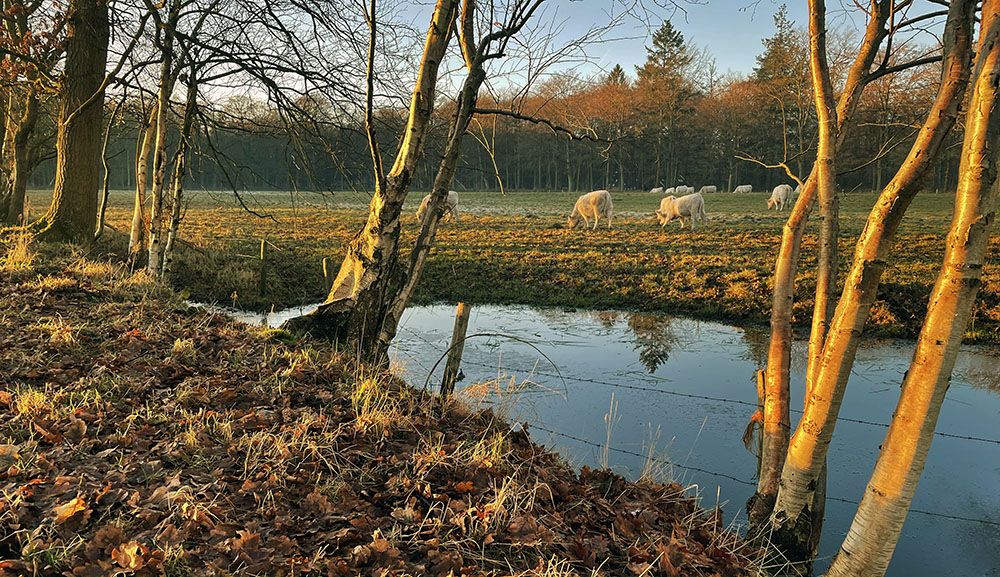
10;5;959;201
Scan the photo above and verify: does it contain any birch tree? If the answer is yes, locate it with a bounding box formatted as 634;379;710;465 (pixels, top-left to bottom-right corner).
750;0;894;530
826;4;998;574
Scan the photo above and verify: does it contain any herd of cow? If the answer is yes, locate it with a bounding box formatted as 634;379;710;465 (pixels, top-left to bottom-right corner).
415;183;801;231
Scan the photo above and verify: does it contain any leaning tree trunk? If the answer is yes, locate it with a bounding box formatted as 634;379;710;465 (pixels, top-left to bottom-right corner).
749;0;891;529
36;0;109;243
3;87;39;225
826;10;998;575
761;5;839;567
768;1;977;564
377;36;486;353
282;0;459;359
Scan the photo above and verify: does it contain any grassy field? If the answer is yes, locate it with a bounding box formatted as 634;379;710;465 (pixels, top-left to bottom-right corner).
40;188;999;343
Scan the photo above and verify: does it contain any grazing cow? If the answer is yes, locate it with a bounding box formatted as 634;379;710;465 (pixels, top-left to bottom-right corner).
568;190;614;230
663;187;676;195
698;185;718;194
656;193;707;229
650;186;664;194
768;184;793;211
794;183;802;195
733;184;753;194
675;185;695;195
416;190;460;223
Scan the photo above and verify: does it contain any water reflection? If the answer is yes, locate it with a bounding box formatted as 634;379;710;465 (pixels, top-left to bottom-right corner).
627;313;680;373
389;304;1000;577
958;351;1000;396
740;326;770;368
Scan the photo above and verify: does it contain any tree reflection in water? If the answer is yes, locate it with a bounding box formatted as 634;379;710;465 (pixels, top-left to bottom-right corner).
627;313;680;373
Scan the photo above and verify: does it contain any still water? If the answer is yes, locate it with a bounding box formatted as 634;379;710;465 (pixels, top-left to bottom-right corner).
205;302;1000;576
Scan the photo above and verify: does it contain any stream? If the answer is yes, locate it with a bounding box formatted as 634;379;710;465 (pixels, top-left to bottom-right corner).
195;302;1000;576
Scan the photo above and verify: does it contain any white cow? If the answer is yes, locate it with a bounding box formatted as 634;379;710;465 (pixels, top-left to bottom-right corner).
733;184;753;194
768;184;793;211
675;185;695;195
663;187;676;195
698;185;718;194
656;193;707;229
794;183;802;195
650;186;664;194
416;190;460;223
568;190;614;230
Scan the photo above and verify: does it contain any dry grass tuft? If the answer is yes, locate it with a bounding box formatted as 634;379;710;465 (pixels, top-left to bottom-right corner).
1;232;34;271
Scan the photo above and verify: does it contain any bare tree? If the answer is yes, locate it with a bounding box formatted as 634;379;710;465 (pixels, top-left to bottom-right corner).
761;0;979;567
826;4;999;574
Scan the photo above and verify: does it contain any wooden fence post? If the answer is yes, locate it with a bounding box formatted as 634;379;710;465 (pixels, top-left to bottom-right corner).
258;239;268;298
322;257;333;294
441;302;471;398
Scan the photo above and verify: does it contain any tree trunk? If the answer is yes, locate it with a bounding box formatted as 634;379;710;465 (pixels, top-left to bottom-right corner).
130;106;157;259
826;10;998;574
36;0;109;243
748;0;891;530
767;0;976;564
3;87;39;225
282;0;459;358
163;71;199;281
378;60;486;354
147;0;182;278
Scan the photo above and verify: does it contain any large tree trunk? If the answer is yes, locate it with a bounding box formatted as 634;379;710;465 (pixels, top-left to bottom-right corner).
748;0;891;530
36;0;109;243
377;36;486;353
3;87;39;225
826;9;998;575
282;0;459;358
767;1;977;563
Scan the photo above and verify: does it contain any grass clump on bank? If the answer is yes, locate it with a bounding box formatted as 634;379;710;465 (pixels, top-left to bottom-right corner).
0;235;759;576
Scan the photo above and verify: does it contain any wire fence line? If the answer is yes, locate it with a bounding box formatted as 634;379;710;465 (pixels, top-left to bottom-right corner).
393;328;1000;527
447;356;1000;447
529;423;1000;529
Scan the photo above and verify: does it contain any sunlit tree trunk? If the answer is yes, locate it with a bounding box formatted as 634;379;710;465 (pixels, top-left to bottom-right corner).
749;0;891;529
282;0;460;357
36;0;109;243
826;9;998;575
377;0;484;352
130;107;157;260
768;0;977;565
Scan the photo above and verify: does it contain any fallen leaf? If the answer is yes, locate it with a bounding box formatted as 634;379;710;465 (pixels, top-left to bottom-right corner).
454;480;475;493
111;541;148;571
52;496;88;524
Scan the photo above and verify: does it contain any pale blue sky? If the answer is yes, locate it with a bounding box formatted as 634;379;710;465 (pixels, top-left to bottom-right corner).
592;1;813;75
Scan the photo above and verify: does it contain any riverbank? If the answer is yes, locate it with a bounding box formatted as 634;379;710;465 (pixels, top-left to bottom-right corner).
0;236;757;576
83;189;1000;345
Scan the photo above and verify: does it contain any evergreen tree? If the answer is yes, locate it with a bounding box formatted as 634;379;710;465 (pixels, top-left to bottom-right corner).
605;63;628;86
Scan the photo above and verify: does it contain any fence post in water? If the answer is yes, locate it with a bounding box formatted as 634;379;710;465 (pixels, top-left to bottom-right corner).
258;239;268;298
322;257;333;294
441;302;471;399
